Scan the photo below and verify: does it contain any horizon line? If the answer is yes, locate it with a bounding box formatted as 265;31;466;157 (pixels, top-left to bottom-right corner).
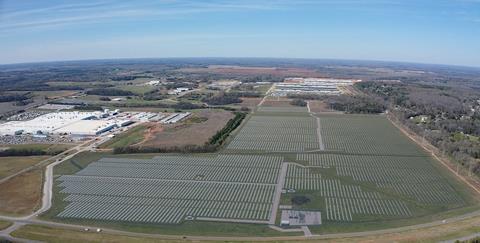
1;56;480;70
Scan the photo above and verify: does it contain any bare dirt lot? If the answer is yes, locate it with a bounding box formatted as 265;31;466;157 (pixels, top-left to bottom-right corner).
308;100;335;113
239;97;262;108
0;168;42;216
261;99;295;107
140;110;234;147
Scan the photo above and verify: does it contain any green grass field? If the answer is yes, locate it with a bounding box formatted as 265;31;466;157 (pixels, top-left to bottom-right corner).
0;143;73;153
0;156;49;178
98;125;147;149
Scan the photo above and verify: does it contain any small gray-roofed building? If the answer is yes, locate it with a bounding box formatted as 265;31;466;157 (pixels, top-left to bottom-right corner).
280;210;322;226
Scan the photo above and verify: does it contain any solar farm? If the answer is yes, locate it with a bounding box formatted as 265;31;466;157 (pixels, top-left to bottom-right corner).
226;114;321;152
50;104;477;235
56;154;283;224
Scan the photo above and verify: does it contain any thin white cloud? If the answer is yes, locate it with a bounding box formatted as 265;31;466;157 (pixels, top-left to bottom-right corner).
0;0;405;33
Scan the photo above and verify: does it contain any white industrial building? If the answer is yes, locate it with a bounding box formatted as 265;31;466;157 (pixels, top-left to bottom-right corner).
168;87;190;95
54;120;117;136
159;112;191;124
0;111;132;136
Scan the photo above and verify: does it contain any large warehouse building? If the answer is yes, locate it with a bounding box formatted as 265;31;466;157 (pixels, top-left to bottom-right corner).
0;111;131;136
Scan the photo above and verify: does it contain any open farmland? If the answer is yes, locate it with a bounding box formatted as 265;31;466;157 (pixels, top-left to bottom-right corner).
55;154;284;224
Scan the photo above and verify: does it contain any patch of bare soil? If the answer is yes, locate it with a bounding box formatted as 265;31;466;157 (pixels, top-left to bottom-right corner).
0;168;42;216
308;100;334;113
239;97;262;108
140;110;234;147
261;99;295;107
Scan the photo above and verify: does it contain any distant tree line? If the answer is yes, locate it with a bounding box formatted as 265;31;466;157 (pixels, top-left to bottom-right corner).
86;88;134;96
0;93;30;103
202;93;242;105
74;104;104;111
110;75;152;81
229;91;262;98
325;95;386;114
0;148;65;157
142;90;168;101
208;112;246;145
290;99;307;107
113;144;218;154
287;94;323;100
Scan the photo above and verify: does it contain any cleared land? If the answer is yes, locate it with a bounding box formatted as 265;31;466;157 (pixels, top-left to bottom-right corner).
141;110;233;147
257;106;308;113
261;100;296;107
239;97;262;108
0;168;43;216
0;156;48;178
308;100;334;113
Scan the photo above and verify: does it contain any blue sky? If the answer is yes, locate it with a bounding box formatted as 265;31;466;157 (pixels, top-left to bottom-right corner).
0;0;479;66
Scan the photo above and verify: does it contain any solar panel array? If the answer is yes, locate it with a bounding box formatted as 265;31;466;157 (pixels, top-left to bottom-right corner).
227;115;319;152
319;114;424;156
290;114;466;222
57;154;283;224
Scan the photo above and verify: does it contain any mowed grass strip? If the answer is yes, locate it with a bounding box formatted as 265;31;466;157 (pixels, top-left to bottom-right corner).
99;125;147;149
11;225;169;243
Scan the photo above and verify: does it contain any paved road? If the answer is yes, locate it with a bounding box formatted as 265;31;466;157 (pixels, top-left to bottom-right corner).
257;84;275;107
313;115;325;150
269;162;288;225
0;132;115;242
